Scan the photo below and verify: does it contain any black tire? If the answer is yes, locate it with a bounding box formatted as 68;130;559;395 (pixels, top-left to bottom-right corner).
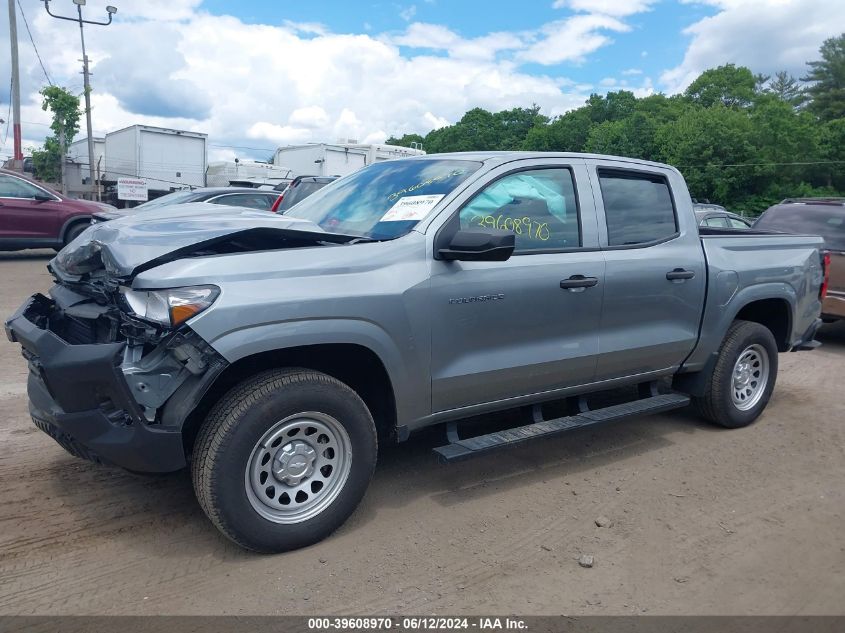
192;368;377;553
693;320;778;428
62;221;89;248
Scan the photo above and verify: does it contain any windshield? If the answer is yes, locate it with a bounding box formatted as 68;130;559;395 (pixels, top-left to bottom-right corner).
284;159;481;239
755;204;845;251
135;190;203;210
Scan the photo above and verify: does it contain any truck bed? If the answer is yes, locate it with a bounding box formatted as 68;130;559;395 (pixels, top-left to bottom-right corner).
682;231;825;371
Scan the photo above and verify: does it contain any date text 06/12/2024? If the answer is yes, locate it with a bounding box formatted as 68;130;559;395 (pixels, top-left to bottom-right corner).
307;617;528;630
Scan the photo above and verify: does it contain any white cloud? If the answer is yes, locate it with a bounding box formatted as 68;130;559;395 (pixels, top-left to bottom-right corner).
247;122;312;145
282;21;329;36
399;5;417;21
662;0;845;93
1;8;599;161
519;14;630;65
552;0;658;17
288;106;330;129
423;112;450;129
388;23;524;61
5;0;832;166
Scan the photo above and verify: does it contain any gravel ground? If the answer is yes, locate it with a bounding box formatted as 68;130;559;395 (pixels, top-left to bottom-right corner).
0;250;843;615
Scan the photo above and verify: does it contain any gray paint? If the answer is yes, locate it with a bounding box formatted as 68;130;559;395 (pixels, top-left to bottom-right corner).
63;152;824;433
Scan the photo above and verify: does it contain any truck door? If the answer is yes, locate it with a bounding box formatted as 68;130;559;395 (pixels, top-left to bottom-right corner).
588;162;706;381
428;160;605;413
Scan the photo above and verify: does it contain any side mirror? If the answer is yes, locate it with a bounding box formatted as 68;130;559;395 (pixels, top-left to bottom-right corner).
32;194;53;203
438;229;515;262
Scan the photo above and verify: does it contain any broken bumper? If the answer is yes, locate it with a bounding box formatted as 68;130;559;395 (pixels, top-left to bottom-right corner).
5;294;186;473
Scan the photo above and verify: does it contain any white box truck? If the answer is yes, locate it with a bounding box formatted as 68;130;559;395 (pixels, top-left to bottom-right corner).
104;125;208;195
67;137;106;176
206;160;293;188
273;143;425;178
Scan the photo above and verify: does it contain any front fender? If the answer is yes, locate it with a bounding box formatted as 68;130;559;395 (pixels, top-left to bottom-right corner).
205;318;426;426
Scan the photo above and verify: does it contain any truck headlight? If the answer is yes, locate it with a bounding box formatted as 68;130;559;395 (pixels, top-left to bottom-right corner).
121;285;220;327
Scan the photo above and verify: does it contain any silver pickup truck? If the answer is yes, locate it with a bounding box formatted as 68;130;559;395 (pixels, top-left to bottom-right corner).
6;152;829;553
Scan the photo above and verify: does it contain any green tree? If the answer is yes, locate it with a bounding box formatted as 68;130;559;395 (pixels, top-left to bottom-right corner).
522;108;592;152
685;64;757;108
421;106;548;153
749;99;820;189
493;105;548;150
30;86;82;183
765;71;805;107
656;105;760;205
819;118;845;189
802;33;845;121
424;108;498;153
584;90;638;122
385;133;425;148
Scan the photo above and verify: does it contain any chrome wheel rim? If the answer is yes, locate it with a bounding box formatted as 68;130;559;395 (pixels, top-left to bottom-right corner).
731;344;769;411
245;412;352;524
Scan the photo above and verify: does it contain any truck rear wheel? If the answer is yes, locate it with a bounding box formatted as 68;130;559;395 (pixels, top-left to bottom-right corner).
693;320;778;428
191;369;377;553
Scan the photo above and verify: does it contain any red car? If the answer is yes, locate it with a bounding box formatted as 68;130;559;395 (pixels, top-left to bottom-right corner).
0;168;116;251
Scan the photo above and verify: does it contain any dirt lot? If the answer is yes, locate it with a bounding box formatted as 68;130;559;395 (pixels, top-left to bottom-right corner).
0;250;843;616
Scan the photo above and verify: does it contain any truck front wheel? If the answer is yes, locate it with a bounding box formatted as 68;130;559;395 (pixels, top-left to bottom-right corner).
191;369;377;553
693;320;778;428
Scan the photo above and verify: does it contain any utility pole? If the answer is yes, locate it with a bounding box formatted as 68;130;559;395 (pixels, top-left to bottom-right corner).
8;0;23;170
43;0;117;197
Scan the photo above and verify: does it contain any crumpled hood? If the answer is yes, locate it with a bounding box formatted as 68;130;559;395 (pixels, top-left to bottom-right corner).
51;203;348;279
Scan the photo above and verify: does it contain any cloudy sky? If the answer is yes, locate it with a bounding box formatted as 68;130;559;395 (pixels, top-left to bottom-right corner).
1;0;842;162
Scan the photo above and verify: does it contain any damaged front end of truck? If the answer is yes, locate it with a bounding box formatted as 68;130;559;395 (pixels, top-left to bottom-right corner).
5;207;358;472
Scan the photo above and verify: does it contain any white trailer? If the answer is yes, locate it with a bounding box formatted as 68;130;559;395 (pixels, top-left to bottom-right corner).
104;125;207;192
273;143;425;178
206;160;293;188
67;137;106;175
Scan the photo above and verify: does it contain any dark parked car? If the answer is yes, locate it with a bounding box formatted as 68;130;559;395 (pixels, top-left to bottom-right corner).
0;168;116;251
271;176;338;212
94;187;282;222
754;198;845;322
693;203;751;229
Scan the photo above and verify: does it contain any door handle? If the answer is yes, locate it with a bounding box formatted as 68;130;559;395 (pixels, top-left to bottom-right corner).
666;268;695;280
560;275;599;290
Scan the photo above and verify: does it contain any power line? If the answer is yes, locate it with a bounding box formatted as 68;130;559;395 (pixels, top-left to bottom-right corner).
682;160;845;168
16;0;53;86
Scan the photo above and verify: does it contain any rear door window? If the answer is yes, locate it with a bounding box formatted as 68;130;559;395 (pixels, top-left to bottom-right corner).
598;170;677;246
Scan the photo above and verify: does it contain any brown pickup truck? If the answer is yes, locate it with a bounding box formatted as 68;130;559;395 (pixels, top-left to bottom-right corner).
755;198;845;322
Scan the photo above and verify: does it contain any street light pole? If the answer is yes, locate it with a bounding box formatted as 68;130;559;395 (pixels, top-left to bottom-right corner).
42;0;117;198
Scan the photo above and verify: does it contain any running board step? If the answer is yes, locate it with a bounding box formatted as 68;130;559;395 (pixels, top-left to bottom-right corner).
433;393;690;463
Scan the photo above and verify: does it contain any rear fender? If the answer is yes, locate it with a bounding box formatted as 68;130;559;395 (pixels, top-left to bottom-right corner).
682;282;797;371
